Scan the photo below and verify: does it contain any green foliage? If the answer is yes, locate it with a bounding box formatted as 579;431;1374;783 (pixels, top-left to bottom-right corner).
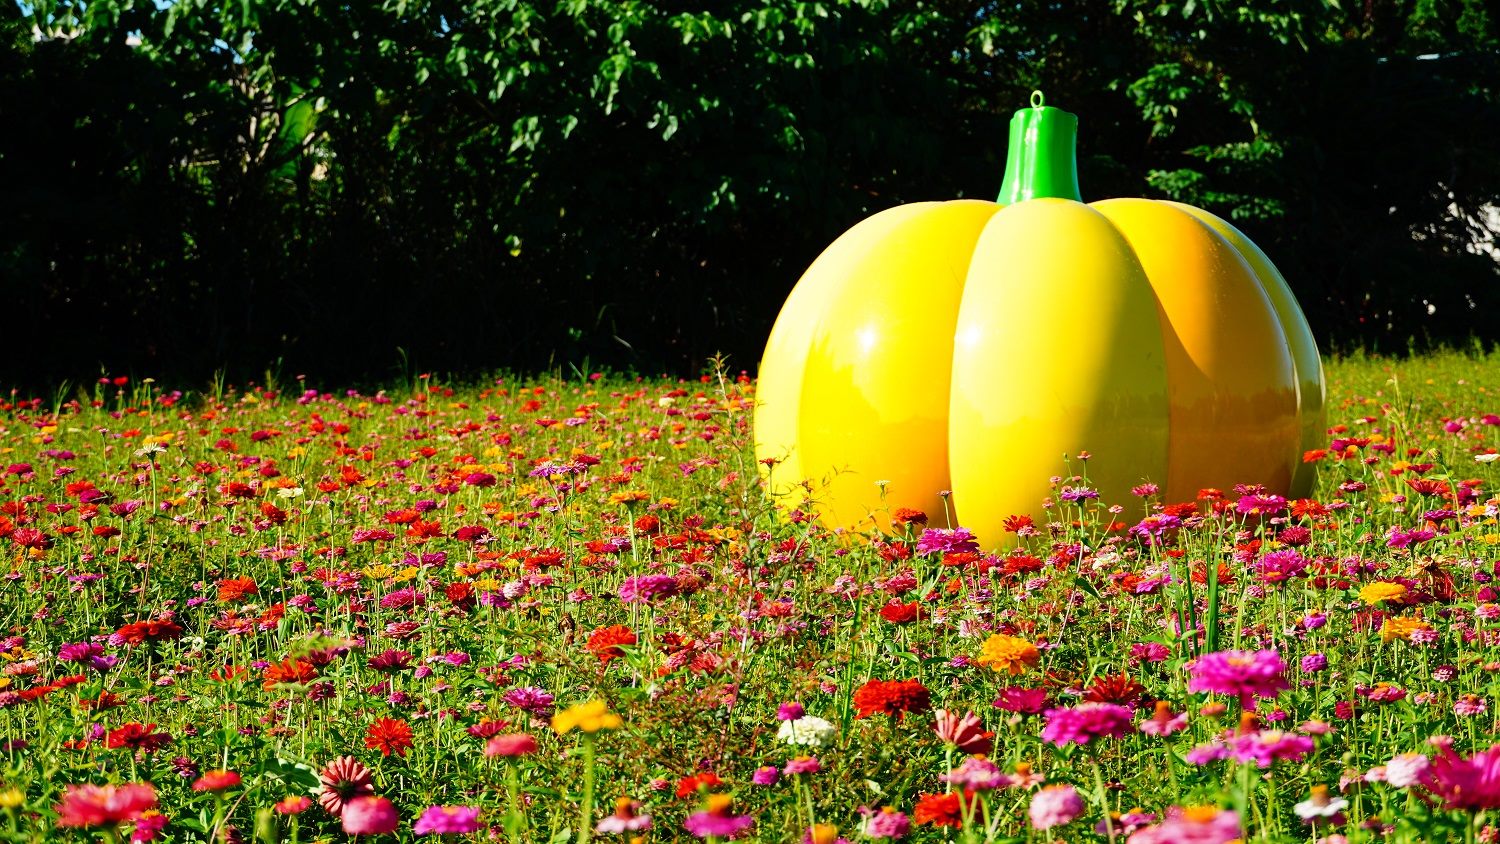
1;0;1497;383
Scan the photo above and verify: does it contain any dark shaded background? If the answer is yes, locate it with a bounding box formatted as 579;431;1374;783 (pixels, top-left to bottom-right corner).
3;0;1498;386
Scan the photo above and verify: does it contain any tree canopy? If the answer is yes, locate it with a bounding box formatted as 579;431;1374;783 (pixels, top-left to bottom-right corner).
3;0;1498;383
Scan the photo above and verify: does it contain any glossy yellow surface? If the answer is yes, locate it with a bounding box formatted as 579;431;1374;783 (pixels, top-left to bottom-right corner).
949;199;1169;543
754;200;999;533
1164;202;1326;498
756;196;1322;548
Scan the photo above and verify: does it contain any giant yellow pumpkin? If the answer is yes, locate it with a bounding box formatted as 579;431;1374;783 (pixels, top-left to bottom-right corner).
754;94;1324;548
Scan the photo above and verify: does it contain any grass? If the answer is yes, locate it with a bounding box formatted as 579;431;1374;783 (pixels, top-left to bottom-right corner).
1;348;1498;843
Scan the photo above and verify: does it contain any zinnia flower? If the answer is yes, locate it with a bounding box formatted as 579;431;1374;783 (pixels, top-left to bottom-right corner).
933;709;993;755
942;757;1009;791
863;807;910;839
975;634;1040;675
1419;743;1500;809
318;756;375;817
617;575;678;604
552;700;623;734
1127;806;1241;844
1139;701;1187;736
365;717;415;757
683;794;753;839
1040;702;1135;746
912;792;962;828
1379;616;1435;643
1186;649;1289;709
1029;785;1084;830
1384;752;1430;788
993;686;1048;714
1358;581;1407;605
55;783;158;828
342;796;400;835
784;756;822;776
413;805;482;835
586;625;638;664
852;679;931;720
485;733;538;758
915;528;979;556
777;715;836;748
1226;730;1315;767
1292;786;1347;824
596;798;652;834
191;770;241;792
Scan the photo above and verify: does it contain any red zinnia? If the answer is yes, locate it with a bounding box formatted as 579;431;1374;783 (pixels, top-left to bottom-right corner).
879;601;924;625
676;772;724;798
1084;674;1147;707
852;679;932;720
216;576;258;603
891;508;928;527
364;717;415;757
112;619;184;645
586;625;638;664
106;723;172;753
913;791;963;827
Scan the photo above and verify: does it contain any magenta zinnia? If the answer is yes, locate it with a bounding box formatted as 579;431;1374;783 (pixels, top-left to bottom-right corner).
1186;649;1289;709
1040;702;1135;746
1420;743;1500;810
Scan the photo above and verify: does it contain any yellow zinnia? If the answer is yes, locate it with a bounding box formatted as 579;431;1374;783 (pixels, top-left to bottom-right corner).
552;700;623;735
1358;582;1407;605
1379;616;1434;643
975;634;1040;675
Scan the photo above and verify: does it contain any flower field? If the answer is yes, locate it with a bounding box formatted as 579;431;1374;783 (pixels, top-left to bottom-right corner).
4;350;1500;843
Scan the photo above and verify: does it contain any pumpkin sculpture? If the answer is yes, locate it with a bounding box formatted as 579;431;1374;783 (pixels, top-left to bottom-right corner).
754;93;1324;548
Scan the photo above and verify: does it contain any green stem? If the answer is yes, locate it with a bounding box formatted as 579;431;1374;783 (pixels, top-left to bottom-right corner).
577;735;596;844
504;762;527;843
996;91;1083;204
1093;762;1117;844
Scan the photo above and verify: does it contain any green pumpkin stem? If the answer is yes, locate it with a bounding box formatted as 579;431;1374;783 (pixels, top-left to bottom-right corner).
996;91;1084;204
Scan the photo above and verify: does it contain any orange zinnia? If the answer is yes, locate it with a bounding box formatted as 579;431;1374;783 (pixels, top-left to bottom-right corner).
261;658;318;690
976;634;1040;675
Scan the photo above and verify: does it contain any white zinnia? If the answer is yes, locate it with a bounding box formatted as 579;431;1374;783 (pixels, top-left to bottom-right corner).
777;716;836;748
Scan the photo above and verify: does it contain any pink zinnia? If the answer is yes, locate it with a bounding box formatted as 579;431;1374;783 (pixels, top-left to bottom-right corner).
342;796;400;835
484;733;539;758
1187;649;1289;709
55;783;158;828
1127;807;1242;844
1384;753;1431;788
863;807;910;839
1226;731;1315;767
1420;743;1500;809
318;756;375;817
1139;702;1187;736
413;805;482;835
993;687;1048;715
1040;702;1135;746
1028;785;1084;830
617;575;678;604
933;709;993;755
942;757;1010;791
684;809;754;839
1129;643;1171;663
915;528;979;556
783;756;822;775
